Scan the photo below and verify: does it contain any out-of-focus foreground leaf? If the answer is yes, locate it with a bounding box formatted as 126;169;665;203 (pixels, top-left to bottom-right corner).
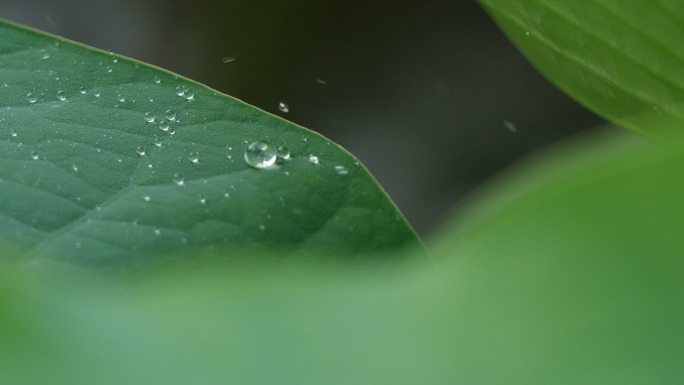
2;129;682;384
479;0;684;138
0;19;420;266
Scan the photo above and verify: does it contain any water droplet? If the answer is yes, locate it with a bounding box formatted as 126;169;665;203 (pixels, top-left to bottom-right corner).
144;112;156;123
276;146;291;160
222;56;236;63
116;94;126;103
26;93;37;103
223;192;230;198
503;120;517;133
71;163;79;172
93;90;101;98
334;165;348;175
10;131;17;138
56;90;67;101
525;31;531;37
158;119;170;132
143;195;151;202
40;51;50;60
258;224;266;231
175;85;189;96
154;141;162;148
199;197;207;205
308;154;320;165
153;228;161;236
315;78;327;85
30;151;39;160
173;174;185;186
165;109;177;121
244;141;277;169
183;90;195;101
278;101;290;113
153;76;161;84
112;58;119;64
136;147;146;156
79;87;87;95
189;152;200;164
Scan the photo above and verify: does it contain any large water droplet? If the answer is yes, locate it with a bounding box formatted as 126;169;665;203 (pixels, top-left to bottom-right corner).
308;154;320;165
165;109;177;121
175;85;189;96
278;101;289;113
183;90;195;101
56;90;67;101
244;141;277;169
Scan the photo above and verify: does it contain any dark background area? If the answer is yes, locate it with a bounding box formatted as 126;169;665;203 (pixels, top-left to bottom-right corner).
0;0;603;235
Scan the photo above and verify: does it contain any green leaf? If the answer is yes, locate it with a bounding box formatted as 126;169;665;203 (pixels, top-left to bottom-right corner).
479;0;684;138
0;19;420;266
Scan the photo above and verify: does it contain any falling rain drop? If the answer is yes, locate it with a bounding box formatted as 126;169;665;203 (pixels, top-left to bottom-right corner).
244;141;277;169
278;101;289;113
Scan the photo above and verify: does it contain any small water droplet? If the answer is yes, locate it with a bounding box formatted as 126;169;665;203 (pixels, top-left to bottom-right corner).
154;141;162;148
79;87;87;95
144;112;156;123
525;31;531;36
258;224;266;231
30;151;39;160
222;56;236;63
173;174;185;186
153;76;161;84
93;90;101;98
334;165;348;175
276;146;291;160
112;58;119;64
56;90;67;101
315;78;327;85
308;154;319;165
175;85;189;97
40;51;50;60
223;192;230;198
143;195;151;202
278;101;290;113
116;94;126;103
71;163;79;172
10;131;17;138
154;228;161;236
189;152;200;164
165;109;177;121
158;119;170;132
244;141;277;169
199;197;207;205
26;93;37;103
136;147;146;156
183;90;195;101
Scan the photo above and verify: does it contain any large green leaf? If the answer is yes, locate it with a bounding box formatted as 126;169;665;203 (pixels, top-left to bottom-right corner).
0;20;420;266
2;130;682;384
480;0;684;138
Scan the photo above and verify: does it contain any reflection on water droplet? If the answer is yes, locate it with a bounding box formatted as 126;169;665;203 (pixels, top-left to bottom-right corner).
278;101;289;113
26;93;37;103
173;174;185;186
136;147;146;156
144;112;156;123
56;90;67;101
334;165;348;175
308;154;319;165
244;141;277;169
31;151;39;160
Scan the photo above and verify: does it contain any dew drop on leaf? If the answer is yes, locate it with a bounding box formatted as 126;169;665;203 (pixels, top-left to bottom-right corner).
244;141;277;169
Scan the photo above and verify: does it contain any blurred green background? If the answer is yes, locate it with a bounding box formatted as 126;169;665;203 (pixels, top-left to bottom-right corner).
0;0;603;234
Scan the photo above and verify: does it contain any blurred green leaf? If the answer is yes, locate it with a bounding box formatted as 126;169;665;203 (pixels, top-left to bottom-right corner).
480;0;684;138
0;20;420;267
3;130;683;384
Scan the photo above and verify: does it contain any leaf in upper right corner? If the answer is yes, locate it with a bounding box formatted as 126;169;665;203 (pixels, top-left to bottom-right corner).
480;0;684;138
